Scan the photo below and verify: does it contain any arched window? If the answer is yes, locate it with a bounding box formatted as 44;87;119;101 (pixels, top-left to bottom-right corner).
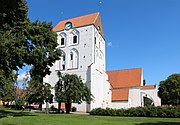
68;49;79;69
61;38;65;46
73;35;77;44
55;51;66;70
58;33;66;47
70;29;79;45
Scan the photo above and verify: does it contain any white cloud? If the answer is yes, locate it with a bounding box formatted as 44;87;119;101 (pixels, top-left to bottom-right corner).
107;41;112;47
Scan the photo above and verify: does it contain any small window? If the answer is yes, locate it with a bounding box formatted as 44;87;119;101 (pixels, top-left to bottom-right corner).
94;37;96;44
70;53;73;60
63;55;65;61
62;64;65;70
73;36;77;44
61;38;65;45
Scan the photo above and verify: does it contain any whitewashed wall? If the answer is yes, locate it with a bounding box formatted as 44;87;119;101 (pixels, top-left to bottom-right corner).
111;101;129;109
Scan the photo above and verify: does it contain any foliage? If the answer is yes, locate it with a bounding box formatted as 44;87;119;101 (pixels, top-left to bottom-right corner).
0;71;17;104
54;72;93;113
158;74;180;106
26;77;53;111
144;97;154;106
90;106;180;118
0;0;61;113
71;107;77;112
54;71;64;113
50;105;58;112
0;0;61;87
0;0;60;110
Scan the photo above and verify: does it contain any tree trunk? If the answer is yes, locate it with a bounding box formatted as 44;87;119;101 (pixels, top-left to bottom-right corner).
65;102;71;114
58;101;61;113
45;101;49;114
39;103;42;111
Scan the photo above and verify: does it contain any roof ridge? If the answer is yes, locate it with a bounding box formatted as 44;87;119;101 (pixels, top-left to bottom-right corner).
93;12;100;24
107;68;142;72
60;12;99;22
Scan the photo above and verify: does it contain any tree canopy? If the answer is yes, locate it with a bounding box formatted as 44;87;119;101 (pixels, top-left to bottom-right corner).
26;77;53;110
0;0;61;78
0;0;61;102
55;72;93;113
158;74;180;106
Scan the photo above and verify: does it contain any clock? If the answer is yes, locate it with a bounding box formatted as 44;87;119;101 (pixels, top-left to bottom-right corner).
64;22;73;30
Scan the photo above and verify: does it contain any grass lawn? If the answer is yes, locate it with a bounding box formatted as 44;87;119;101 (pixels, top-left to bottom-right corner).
0;109;180;125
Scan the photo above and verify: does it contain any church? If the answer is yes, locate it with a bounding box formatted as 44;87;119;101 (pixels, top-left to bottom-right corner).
43;12;161;112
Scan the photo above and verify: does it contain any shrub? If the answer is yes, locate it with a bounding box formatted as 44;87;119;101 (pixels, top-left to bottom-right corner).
90;106;180;118
71;107;77;112
50;105;57;112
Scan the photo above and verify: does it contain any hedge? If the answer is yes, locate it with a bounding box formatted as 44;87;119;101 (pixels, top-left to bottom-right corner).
90;106;180;118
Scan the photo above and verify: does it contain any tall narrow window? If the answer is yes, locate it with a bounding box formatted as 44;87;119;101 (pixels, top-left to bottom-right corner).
62;64;65;70
94;37;96;44
60;51;66;70
59;32;66;47
63;55;65;61
70;53;73;60
61;38;65;45
68;49;78;69
73;35;77;44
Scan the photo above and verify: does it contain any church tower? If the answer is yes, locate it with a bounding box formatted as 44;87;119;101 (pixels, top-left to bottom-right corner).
43;12;111;112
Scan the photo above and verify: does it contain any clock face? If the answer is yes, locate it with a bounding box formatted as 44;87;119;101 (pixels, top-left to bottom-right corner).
64;22;72;30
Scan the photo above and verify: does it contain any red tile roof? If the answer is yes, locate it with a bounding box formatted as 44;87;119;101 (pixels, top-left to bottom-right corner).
107;68;142;88
107;68;142;101
53;12;104;37
112;88;129;101
141;85;156;90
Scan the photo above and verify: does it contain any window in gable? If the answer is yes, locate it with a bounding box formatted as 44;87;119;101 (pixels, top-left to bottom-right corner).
73;35;77;44
61;38;65;45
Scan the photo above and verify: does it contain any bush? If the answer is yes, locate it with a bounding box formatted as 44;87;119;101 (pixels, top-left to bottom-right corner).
71;107;77;112
90;106;180;118
50;105;57;112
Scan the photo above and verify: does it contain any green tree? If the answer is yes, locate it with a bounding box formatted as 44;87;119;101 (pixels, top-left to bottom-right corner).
0;0;61;111
55;73;93;114
158;74;180;106
0;0;61;79
54;71;65;113
26;77;53;113
0;71;17;105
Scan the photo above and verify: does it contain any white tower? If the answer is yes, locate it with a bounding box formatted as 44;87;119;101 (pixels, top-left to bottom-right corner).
43;12;111;112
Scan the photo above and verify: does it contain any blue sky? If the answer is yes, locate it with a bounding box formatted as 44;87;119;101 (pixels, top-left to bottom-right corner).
25;0;180;85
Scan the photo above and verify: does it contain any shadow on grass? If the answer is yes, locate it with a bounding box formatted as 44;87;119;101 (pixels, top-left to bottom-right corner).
0;109;36;119
136;122;180;125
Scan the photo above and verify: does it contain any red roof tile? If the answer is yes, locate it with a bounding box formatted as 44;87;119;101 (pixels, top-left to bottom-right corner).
53;12;104;37
112;88;129;101
107;68;142;88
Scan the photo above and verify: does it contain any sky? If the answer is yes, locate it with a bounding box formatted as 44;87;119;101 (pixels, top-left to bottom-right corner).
22;0;180;85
